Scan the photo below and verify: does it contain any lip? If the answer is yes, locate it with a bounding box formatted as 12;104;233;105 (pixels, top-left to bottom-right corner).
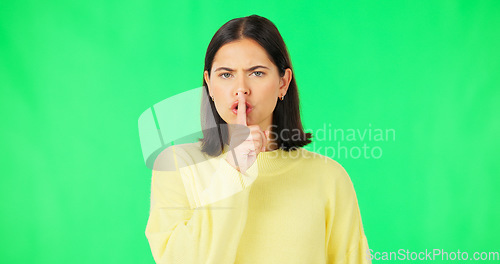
231;101;253;115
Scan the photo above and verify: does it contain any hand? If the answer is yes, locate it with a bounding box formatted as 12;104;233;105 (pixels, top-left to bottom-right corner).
225;92;271;173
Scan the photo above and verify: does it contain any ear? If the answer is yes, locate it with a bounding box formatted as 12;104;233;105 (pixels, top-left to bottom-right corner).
204;70;211;95
278;68;292;96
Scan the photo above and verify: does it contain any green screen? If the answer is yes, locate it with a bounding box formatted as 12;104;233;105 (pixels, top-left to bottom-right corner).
1;1;499;263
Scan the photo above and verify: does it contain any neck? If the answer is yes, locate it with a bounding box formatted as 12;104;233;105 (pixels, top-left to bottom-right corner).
222;143;303;175
227;123;277;151
264;133;278;151
227;135;278;152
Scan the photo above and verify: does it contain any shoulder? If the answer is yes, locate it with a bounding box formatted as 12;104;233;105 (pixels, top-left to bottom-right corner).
299;148;350;177
299;148;354;190
153;142;205;171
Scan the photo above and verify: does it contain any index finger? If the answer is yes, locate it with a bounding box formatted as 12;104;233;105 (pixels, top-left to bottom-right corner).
236;92;247;126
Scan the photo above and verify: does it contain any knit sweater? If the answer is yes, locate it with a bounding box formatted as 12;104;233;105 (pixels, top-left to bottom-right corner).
145;141;371;264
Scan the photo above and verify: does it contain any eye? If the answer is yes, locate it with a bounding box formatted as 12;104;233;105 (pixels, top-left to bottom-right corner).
253;71;265;77
219;72;232;79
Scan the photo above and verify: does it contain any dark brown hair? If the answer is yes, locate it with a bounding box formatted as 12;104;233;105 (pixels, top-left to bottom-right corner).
198;14;312;156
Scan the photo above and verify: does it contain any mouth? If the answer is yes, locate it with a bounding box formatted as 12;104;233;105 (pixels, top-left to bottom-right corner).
231;101;253;114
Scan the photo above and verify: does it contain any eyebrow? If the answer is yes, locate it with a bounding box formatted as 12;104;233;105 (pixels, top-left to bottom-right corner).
214;65;270;72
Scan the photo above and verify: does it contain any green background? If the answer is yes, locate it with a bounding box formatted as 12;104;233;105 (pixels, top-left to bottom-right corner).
1;0;499;263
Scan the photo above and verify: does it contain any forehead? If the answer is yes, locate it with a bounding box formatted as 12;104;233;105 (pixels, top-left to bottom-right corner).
212;38;274;68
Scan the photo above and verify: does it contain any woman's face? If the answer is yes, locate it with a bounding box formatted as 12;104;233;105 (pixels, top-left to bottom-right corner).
204;38;292;132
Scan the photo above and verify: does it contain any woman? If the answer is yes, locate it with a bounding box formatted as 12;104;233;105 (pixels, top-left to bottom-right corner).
145;14;371;264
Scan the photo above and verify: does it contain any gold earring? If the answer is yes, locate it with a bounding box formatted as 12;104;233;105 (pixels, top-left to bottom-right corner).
211;96;214;101
279;95;284;101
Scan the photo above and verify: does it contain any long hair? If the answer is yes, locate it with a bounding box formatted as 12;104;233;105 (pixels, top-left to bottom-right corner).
198;14;312;157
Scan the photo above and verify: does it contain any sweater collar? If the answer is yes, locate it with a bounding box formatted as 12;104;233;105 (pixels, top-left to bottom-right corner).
221;144;303;175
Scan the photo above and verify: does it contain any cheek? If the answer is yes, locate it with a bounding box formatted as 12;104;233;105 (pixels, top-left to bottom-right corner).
210;83;225;96
259;93;278;113
265;98;278;113
210;77;230;91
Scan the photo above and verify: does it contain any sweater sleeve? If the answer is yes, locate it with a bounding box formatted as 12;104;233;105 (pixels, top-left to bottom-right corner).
326;161;371;264
145;145;258;264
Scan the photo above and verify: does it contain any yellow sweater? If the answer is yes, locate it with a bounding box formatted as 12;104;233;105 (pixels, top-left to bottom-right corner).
145;141;371;264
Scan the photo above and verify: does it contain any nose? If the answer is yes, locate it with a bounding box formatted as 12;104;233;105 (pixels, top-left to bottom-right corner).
235;90;249;97
234;75;250;97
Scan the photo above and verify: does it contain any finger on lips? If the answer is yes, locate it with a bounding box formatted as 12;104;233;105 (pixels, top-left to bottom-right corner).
237;92;247;126
235;92;273;152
